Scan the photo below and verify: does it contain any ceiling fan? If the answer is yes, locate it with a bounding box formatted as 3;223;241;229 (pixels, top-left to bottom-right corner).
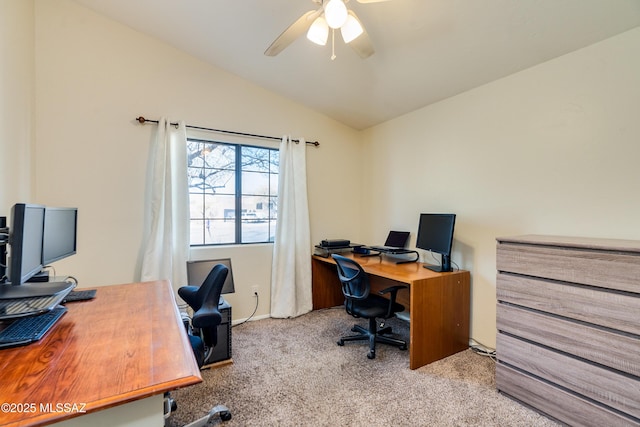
265;0;391;60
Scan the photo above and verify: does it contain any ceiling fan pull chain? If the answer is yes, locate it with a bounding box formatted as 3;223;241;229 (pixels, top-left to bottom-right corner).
331;29;337;60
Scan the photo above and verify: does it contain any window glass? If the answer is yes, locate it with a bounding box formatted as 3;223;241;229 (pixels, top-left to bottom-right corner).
188;139;279;245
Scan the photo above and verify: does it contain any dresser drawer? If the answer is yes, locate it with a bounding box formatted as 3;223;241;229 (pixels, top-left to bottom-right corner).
497;303;640;377
498;333;640;419
497;242;640;294
496;364;638;427
497;272;640;335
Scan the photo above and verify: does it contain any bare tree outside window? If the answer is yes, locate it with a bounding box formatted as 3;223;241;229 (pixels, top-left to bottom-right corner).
187;139;279;245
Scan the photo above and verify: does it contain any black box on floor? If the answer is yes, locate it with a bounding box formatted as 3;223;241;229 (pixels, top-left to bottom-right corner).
203;297;232;365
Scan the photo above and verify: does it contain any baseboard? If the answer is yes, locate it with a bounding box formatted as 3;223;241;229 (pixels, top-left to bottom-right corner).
232;313;271;325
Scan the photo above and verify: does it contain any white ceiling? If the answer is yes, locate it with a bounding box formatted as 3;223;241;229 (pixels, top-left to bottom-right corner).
73;0;640;130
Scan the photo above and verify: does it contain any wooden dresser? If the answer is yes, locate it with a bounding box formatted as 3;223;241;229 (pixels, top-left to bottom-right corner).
495;235;640;426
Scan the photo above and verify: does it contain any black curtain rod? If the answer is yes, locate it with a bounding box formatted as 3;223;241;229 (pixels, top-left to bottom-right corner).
135;116;319;147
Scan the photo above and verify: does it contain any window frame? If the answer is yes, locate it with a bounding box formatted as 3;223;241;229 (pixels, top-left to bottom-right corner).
187;137;279;247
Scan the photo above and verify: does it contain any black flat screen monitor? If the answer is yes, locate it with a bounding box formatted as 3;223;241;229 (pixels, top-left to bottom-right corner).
43;207;78;265
415;213;456;272
187;258;235;295
9;203;46;286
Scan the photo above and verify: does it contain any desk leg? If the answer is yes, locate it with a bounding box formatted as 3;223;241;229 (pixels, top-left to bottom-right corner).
311;257;344;309
409;272;470;369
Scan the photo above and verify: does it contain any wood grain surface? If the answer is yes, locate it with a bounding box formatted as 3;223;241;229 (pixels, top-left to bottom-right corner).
0;280;202;427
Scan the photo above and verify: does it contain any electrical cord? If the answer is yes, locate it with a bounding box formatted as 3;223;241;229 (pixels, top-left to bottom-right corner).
232;291;259;328
42;265;57;279
426;250;460;271
469;338;497;362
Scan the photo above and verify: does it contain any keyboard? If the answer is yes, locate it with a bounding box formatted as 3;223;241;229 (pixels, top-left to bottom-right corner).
63;289;97;303
0;306;67;349
0;294;66;320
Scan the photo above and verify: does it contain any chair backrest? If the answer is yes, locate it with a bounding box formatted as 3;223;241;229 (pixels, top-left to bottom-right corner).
198;263;229;312
331;254;370;310
185;263;228;313
193;263;228;347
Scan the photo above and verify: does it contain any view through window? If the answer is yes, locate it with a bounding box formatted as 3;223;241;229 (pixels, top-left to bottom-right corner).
187;139;279;245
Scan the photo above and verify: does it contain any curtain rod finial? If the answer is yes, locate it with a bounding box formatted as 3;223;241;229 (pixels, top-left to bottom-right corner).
136;116;147;124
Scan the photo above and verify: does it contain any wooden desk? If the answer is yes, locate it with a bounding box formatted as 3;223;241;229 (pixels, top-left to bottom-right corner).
312;254;470;369
0;281;201;427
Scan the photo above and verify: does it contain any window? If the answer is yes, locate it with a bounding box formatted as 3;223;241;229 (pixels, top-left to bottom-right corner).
187;139;279;245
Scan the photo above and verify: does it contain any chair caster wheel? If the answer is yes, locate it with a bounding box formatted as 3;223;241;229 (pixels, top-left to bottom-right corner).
220;411;232;421
367;351;375;359
400;344;408;351
337;340;344;346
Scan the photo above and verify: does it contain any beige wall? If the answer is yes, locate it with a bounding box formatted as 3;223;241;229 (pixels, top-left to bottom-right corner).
31;0;362;320
0;0;34;213
4;0;638;346
362;27;640;348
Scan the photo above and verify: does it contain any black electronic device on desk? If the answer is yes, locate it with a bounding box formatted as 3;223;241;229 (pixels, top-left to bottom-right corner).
368;231;410;253
63;289;97;303
363;231;419;264
415;213;456;272
314;239;360;257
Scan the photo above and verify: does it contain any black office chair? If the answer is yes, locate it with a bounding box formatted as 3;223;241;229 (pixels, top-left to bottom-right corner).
332;254;408;359
179;263;228;366
164;264;232;426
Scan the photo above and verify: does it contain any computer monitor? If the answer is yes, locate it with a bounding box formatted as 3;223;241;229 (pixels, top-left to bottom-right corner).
9;203;46;286
42;207;78;265
187;258;235;295
415;213;456;272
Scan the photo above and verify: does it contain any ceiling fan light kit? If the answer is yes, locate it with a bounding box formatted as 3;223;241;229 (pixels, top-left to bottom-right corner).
324;0;349;29
265;0;391;59
341;12;364;43
307;16;329;45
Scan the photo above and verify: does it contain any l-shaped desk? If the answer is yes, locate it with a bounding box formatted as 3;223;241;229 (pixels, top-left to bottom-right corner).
0;280;201;427
312;254;470;369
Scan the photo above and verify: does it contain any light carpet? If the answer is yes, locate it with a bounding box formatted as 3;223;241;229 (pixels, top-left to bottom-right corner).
168;307;558;426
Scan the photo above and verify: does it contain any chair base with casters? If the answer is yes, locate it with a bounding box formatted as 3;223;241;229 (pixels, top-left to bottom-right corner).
164;398;231;426
164;397;231;426
337;315;408;360
163;326;232;426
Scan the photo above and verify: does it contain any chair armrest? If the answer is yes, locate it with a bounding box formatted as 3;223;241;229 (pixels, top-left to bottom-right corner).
379;285;407;318
379;285;407;297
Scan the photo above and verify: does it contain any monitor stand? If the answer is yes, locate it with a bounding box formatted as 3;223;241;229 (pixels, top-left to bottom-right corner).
0;281;75;299
423;254;452;272
425;264;444;272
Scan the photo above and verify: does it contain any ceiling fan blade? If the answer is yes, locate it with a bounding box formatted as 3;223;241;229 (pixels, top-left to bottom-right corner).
345;11;374;58
264;9;322;56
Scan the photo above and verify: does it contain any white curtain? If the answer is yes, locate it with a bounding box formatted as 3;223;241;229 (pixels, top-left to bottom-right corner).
270;136;312;318
139;118;190;292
